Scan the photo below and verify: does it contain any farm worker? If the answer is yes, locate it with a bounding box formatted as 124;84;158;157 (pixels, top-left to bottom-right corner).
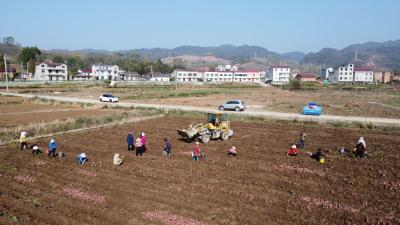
47;139;57;158
298;132;307;149
353;139;366;158
75;153;88;164
228;146;237;157
113;153;123;166
127;132;134;152
287;144;298;156
163;138;172;156
135;137;143;156
31;144;40;155
192;142;203;161
20;131;28;150
140;132;147;152
307;148;324;162
357;137;366;149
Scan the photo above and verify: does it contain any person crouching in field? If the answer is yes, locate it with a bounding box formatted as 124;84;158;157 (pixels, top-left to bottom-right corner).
30;144;41;155
307;148;324;161
75;153;88;164
127;132;134;152
353;137;366;158
20;131;28;150
228;146;237;157
47;139;57;158
192;142;205;161
163;138;172;156
287;144;299;156
113;153;123;166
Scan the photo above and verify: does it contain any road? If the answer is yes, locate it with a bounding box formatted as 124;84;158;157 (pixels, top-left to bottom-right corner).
2;92;400;127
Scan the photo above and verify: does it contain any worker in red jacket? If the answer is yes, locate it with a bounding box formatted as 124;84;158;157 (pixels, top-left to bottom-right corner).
287;144;299;156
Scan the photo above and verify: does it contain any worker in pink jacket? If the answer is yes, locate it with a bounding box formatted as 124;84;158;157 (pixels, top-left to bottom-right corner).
140;132;147;153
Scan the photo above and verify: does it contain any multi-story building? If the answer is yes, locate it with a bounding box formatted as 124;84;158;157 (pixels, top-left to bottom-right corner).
354;68;374;83
172;67;265;83
172;69;204;82
34;62;68;81
92;64;125;80
266;66;291;84
329;64;354;83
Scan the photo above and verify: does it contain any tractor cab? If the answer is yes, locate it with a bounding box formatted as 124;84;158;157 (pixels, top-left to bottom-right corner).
207;112;230;130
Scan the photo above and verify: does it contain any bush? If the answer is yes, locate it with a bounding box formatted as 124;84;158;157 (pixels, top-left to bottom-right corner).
289;79;302;90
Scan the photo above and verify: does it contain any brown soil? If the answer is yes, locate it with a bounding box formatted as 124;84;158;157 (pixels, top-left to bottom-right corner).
1;117;399;225
0;108;126;128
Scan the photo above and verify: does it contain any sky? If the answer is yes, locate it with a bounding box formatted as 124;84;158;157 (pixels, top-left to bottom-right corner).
1;0;400;53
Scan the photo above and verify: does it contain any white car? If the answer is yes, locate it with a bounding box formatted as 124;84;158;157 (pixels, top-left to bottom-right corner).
218;100;246;112
99;94;119;102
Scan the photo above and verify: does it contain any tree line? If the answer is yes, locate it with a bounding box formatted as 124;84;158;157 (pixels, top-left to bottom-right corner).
1;36;185;76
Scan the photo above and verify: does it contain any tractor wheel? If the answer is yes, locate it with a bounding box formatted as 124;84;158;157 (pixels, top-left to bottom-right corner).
221;131;229;141
200;134;211;143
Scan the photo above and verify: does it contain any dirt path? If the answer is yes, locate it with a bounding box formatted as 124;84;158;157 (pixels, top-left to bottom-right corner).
2;92;400;127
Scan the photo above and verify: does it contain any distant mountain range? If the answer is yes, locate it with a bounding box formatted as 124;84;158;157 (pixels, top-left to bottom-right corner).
9;38;400;71
302;39;400;70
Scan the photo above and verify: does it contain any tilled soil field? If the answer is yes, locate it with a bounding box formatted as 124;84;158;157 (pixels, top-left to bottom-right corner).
0;117;399;225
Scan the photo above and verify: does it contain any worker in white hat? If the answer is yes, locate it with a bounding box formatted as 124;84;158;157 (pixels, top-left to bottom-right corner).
76;152;88;164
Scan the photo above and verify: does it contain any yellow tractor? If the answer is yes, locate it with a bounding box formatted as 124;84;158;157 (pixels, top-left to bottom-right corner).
177;112;233;143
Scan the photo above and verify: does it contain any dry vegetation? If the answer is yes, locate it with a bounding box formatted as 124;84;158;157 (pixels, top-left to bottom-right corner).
10;83;400;118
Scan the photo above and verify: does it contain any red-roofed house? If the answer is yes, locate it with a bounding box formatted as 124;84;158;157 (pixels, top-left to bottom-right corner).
354;67;374;83
0;67;16;80
73;68;95;80
295;73;317;82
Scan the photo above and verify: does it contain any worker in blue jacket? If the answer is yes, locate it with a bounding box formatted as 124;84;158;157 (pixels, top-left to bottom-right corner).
127;132;134;152
48;138;57;158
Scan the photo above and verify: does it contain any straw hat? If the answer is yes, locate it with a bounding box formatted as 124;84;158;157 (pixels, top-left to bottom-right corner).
50;139;55;143
81;153;87;158
195;141;199;145
232;146;236;150
291;144;297;148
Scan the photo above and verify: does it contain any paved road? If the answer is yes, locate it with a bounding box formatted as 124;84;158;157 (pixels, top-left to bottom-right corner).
2;92;400;127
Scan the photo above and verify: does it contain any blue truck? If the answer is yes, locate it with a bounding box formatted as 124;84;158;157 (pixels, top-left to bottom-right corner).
303;102;322;116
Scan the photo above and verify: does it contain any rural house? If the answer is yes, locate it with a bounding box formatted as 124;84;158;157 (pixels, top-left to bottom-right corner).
34;62;68;81
266;65;291;84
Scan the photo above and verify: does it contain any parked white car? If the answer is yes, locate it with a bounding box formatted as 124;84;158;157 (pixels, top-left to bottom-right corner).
99;94;119;102
218;100;246;112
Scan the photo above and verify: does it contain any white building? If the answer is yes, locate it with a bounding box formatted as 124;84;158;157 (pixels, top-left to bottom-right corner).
354;68;374;83
34;62;68;81
73;68;95;81
204;70;265;83
329;64;354;83
266;66;291;84
149;74;171;82
215;64;238;72
172;69;204;82
92;64;125;81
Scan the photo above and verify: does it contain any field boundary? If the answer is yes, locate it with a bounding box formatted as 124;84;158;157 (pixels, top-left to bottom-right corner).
0;115;163;146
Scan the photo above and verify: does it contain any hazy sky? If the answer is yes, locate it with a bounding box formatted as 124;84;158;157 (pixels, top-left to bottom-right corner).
1;0;399;53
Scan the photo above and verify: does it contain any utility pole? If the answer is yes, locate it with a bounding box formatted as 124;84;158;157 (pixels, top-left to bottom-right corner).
4;54;9;93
